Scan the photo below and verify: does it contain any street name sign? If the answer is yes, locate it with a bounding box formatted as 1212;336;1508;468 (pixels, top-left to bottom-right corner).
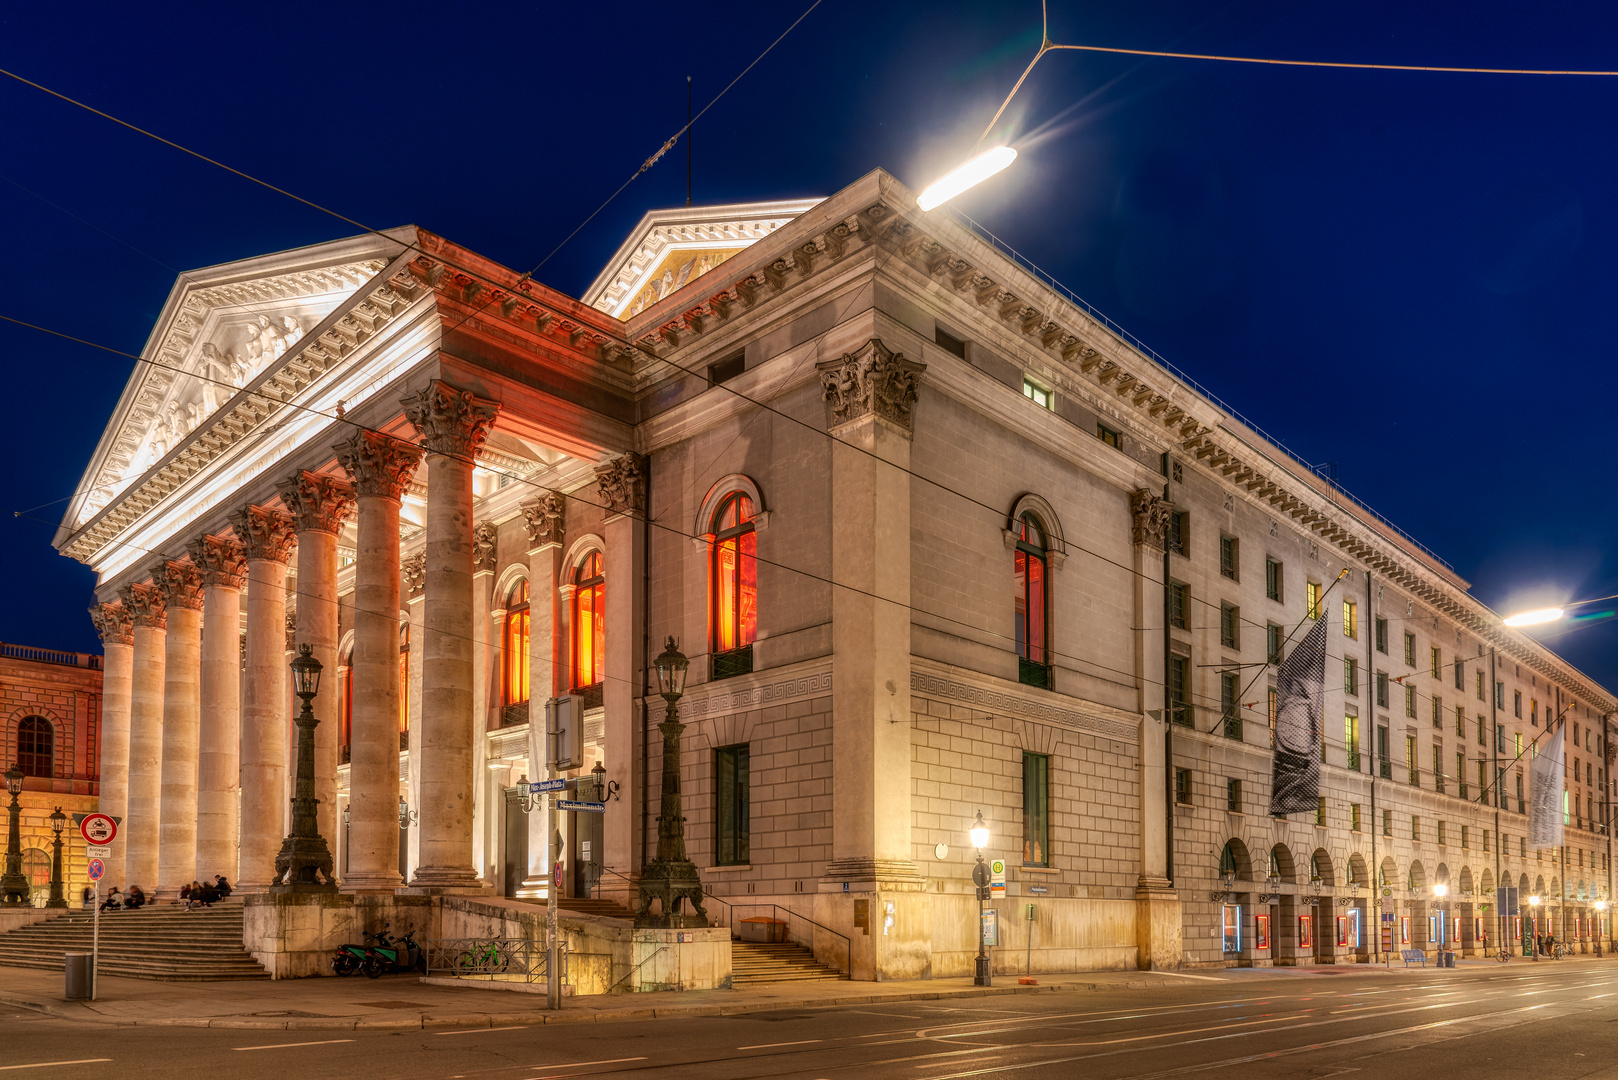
556;800;606;813
529;779;567;794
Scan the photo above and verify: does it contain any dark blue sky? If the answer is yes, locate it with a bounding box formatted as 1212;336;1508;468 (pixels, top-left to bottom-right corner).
3;1;1615;688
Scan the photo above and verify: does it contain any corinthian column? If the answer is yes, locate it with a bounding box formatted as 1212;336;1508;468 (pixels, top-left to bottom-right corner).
335;431;422;892
120;581;166;894
520;493;564;896
402;380;499;892
154;558;205;897
278;471;355;851
188;534;246;884
232;504;296;891
89;602;133;891
597;455;646;902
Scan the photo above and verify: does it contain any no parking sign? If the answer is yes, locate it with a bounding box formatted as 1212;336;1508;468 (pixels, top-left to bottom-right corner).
87;859;104;881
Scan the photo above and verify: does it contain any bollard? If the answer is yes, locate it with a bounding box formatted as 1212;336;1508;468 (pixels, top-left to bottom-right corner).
64;952;92;999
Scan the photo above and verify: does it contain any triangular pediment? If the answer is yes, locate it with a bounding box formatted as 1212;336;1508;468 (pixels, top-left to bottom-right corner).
582;198;822;320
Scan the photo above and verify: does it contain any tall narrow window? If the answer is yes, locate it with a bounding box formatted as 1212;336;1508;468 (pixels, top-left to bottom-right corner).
1023;753;1050;865
1266;558;1282;602
1013;513;1050;687
573;551;605;689
711;492;758;678
338;649;353;754
1344;714;1361;771
1168;582;1189;630
1375;617;1388;653
1407;734;1418;786
1167;511;1188;556
16;717;51;778
1378;725;1391;779
503;578;531;708
1219;535;1239;580
1220;604;1240;649
1343;600;1357;639
1404;632;1416;666
1168;655;1192;727
1267;623;1284;665
1268;686;1278;747
399;621;410;736
1344;657;1358;695
714;745;750;866
1306;581;1322;619
1221;671;1241;740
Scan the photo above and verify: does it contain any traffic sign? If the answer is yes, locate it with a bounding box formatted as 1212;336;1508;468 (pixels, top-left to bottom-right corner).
85;844;110;859
86;859;104;881
80;814;117;846
990;858;1006;898
556;800;605;814
529;778;567;794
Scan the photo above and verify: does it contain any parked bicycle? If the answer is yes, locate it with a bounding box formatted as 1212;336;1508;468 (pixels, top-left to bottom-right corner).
1495;948;1512;963
1553;943;1569;960
454;939;515;976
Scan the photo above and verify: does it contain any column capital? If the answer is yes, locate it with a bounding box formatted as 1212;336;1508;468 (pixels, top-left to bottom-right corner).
402;379;500;459
153;558;205;612
595;453;646;518
334;431;423;500
402;551;426;600
90;602;133;647
1129;489;1173;551
473;521;499;575
520;491;566;549
815;338;925;434
277;471;356;535
231;504;298;564
187;534;247;590
121;581;167;631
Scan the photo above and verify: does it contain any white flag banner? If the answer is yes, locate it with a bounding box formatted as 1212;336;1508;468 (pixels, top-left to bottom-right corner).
1528;726;1565;850
1270;617;1326;815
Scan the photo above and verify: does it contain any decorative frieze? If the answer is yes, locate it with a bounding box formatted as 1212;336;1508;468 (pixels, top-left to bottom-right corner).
89;602;133;647
473;521;498;574
595;453;646;518
231;504;297;564
334;431;422;501
121;581;168;632
402;552;426;599
520;491;565;548
154;558;205;611
1129;489;1173;552
402;379;499;459
187;534;247;590
815;338;925;433
277;471;355;535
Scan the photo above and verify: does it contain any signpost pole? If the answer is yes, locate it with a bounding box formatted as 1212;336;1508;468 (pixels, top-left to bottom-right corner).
91;881;99;1001
545;697;560;1012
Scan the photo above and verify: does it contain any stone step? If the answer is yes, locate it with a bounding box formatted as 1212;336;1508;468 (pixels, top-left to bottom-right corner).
0;905;268;982
730;939;847;983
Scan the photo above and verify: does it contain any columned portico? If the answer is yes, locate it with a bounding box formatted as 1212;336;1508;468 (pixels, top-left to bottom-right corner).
233;505;296;891
520;493;565;895
120;581;166;893
278;471;355;850
155;557;205;896
597;455;646;902
189;534;246;884
89;602;134;891
403;380;499;892
336;431;422;893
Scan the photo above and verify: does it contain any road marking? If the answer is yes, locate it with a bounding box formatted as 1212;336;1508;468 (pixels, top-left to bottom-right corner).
738;1040;823;1050
526;1059;646;1070
1148;970;1226;982
0;1063;113;1072
438;1026;527;1035
233;1040;356;1051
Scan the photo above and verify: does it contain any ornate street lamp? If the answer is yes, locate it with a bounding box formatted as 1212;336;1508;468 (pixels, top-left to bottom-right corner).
1432;883;1449;961
970;810;991;987
398;797;417;830
1;764;28;907
635;637;707;927
45;807;67;909
269;645;337;893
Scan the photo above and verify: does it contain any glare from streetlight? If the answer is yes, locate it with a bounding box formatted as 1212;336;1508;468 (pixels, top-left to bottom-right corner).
917;147;1018;211
1503;607;1565;627
1432;883;1448;898
969;810;990;851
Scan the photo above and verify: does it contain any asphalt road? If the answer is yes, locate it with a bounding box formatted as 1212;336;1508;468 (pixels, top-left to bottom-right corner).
5;960;1618;1080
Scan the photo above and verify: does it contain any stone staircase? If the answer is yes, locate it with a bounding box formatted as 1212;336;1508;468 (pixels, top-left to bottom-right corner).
558;896;637;920
730;939;848;985
0;901;269;981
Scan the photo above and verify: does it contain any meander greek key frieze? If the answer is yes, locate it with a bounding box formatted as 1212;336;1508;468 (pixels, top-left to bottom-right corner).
678;668;833;721
909;670;1137;743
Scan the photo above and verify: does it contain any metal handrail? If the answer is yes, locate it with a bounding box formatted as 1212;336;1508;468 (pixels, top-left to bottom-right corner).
727;902;852;976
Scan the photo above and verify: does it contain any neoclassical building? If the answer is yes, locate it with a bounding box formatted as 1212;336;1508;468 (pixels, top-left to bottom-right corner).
61;170;1614;976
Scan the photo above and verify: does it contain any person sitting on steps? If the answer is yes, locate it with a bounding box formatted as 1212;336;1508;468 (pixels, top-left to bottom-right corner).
99;886;122;912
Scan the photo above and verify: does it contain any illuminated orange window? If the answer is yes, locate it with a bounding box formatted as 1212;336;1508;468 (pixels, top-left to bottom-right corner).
573;552;605;689
399;620;410;733
504;579;530;705
338;648;353;748
1013;513;1047;665
711;493;758;655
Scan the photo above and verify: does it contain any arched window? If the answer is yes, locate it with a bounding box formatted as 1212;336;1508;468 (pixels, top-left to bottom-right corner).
572;552;605;689
16;717;52;778
711;492;757;679
399;621;411;737
1014;512;1049;687
504;578;531;706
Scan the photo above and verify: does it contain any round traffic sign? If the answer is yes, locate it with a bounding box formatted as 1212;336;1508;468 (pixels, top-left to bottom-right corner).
87;859;104;881
80;814;117;846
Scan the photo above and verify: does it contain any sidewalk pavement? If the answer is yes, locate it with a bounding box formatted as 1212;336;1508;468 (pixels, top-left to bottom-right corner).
0;965;1215;1030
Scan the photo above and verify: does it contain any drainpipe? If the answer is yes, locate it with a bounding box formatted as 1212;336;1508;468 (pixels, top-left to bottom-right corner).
1162;463;1174;887
641;453;653;872
1365;571;1376;960
1491;646;1501;952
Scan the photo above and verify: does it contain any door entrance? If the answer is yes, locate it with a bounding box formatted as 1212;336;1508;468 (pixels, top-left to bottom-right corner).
502;787;527;898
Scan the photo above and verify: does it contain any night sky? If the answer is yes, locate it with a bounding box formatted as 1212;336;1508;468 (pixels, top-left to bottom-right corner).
3;2;1615;688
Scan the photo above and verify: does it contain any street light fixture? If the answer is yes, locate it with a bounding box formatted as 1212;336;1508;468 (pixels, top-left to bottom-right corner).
45;807;67;909
1;763;27;907
636;637;707;928
1529;894;1542;960
917;147;1019;211
970;810;991;987
269;644;337;893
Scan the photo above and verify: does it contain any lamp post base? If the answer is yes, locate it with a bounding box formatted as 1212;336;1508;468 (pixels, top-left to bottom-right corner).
974;954;992;986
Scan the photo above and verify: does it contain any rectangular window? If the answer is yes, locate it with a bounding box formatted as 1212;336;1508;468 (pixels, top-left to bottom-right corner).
1167;511;1188;556
1266;558;1282;602
1167;654;1192;727
1412;814;1421;841
1531;697;1538;726
1344;656;1358;695
1351;803;1362;831
935;326;967;358
1477;670;1486;701
1432;695;1442;729
1343;600;1358;639
1175;766;1192;804
1404;632;1416;667
1433;743;1445;794
1267;623;1284;665
1345;714;1361;771
1220;535;1239;580
1477;715;1486;746
1438;821;1447;846
1382;808;1393;836
1378;725;1391;779
1431;647;1442;679
1407;734;1419;786
1495;723;1505;755
1227;777;1242;813
1458;751;1468;799
1515;732;1523;757
1316;797;1326;827
1461;825;1469;849
714;745;751;866
1268;687;1278;748
1376;671;1389;708
1375;617;1388;653
708;351;746;385
1221;671;1242;741
1514;690;1522;718
1405;684;1417;718
1022;379;1052;410
1169;582;1189;630
1516;770;1525;808
1022;752;1050;866
1454;659;1464;691
1221;604;1240;649
1306;581;1323;619
1479;761;1490;805
1457;704;1467;737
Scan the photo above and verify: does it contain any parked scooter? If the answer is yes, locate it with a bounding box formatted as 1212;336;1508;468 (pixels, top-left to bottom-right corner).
332;924;418;977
